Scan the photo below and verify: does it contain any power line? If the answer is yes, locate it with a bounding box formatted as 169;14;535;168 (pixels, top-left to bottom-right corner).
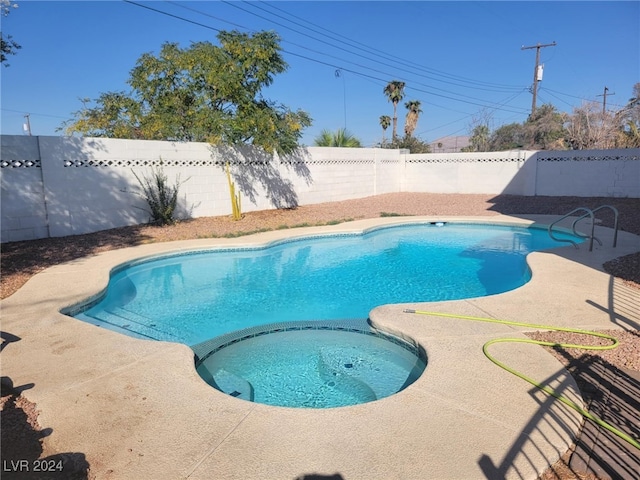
282;44;529;113
181;0;524;103
416;89;528;138
123;0;223;33
416;114;473;136
1;108;68;119
126;1;530;116
165;1;263;32
541;87;592;102
285;47;529;114
537;88;576;109
168;0;526;101
541;87;627;110
250;0;525;93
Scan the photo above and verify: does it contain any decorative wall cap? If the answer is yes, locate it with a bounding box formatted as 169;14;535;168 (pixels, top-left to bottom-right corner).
407;156;524;163
62;158;220;167
0;159;41;168
537;154;639;162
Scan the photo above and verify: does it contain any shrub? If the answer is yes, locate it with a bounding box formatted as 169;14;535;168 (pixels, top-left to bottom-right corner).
381;135;431;153
132;164;186;226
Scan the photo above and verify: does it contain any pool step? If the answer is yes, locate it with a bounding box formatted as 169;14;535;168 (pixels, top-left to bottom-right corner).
196;365;255;402
319;346;414;398
82;308;166;340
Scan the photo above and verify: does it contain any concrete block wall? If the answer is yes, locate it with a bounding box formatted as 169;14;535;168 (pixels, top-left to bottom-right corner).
374;150;403;195
278;147;376;206
286;147;403;205
1;135;638;242
402;150;536;195
0;136;49;241
535;149;640;197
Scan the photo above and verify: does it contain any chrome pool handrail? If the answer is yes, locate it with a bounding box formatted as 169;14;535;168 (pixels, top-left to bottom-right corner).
548;207;597;251
549;204;620;252
572;205;619;248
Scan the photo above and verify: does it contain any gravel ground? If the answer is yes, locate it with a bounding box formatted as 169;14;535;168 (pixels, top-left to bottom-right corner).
1;192;638;480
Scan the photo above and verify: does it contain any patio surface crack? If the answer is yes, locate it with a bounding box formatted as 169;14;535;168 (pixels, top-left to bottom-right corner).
184;404;258;479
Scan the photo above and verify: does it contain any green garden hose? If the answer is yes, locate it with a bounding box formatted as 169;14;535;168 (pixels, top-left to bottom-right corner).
402;308;640;450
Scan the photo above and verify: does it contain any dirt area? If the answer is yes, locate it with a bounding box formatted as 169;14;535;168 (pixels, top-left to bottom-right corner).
0;379;91;480
1;193;639;480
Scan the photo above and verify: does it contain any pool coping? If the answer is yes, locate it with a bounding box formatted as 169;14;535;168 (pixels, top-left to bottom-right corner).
2;215;639;479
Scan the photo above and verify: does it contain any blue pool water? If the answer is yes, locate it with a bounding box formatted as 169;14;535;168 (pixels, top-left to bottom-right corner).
194;321;426;408
73;223;580;346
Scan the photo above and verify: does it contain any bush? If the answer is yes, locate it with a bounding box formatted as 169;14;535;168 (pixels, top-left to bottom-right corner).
381;135;431;153
132;165;186;226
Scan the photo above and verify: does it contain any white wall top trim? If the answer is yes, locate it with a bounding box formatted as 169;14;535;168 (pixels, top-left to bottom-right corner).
537;149;639;162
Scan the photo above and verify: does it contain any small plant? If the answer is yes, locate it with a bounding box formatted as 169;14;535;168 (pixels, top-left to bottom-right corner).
222;228;271;238
132;163;186;226
226;162;242;221
380;212;409;217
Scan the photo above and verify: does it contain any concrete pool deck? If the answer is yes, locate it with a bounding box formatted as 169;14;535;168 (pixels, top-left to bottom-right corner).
1;215;639;479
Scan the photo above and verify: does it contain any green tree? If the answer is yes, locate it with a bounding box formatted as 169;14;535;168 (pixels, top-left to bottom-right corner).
379;115;391;144
1;0;20;66
69;94;144;139
314;128;362;147
489;123;526;150
383;80;406;141
523;103;566;150
403;100;423;137
63;30;311;156
382;135;431;153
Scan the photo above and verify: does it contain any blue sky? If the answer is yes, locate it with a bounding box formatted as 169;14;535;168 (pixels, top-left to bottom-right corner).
1;1;638;147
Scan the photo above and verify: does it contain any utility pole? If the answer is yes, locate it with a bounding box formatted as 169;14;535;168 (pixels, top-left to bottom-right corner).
23;114;32;136
521;42;556;116
597;86;615;114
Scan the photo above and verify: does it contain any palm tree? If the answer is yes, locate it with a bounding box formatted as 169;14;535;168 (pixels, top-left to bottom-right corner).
314;128;362;147
379;115;391;144
466;124;490;152
403;100;422;137
383;80;406;141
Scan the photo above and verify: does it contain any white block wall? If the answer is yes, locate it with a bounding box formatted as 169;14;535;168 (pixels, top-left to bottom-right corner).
535;150;640;197
402;150;537;195
1;135;638;242
0;136;49;241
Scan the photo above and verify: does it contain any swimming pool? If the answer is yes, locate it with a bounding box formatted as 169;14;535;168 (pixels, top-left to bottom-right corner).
69;221;580;407
73;222;580;345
